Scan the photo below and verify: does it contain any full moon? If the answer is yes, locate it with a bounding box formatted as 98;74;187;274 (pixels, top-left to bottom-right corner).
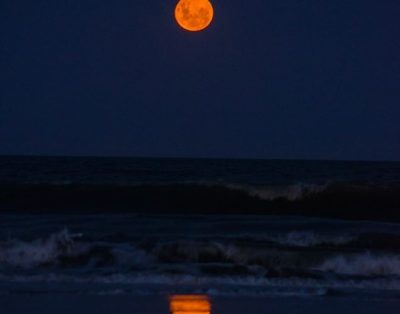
175;0;214;32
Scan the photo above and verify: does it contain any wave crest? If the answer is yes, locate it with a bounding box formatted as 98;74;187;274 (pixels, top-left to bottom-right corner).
0;229;76;268
226;183;327;201
0;230;152;269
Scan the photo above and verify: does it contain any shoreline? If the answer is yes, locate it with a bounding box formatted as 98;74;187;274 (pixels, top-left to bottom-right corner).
2;293;400;314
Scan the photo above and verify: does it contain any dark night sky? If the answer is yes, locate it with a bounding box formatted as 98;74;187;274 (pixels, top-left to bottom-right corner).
1;0;399;160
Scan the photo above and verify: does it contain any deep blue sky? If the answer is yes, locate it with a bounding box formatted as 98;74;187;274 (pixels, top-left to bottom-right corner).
1;0;399;160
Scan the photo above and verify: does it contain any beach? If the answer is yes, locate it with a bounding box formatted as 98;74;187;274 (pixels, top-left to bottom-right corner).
3;293;400;314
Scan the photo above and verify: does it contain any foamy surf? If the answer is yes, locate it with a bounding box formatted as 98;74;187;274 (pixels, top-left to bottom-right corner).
316;253;400;276
1;219;400;297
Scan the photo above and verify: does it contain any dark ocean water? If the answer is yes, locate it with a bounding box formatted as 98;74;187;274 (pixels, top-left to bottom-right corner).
0;156;400;297
1;156;400;219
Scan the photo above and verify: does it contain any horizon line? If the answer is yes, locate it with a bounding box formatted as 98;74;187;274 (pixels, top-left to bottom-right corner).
0;153;399;163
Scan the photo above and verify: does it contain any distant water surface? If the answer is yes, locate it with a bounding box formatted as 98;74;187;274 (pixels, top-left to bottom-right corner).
0;156;399;220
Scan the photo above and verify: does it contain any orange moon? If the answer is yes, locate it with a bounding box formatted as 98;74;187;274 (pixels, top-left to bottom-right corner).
175;0;214;32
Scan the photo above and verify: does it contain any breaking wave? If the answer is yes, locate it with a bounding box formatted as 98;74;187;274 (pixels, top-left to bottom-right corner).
0;229;76;268
1;230;400;278
1;229;400;297
225;183;328;201
2;181;399;221
0;229;153;270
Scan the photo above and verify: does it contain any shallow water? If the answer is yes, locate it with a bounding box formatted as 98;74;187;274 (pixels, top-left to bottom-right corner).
1;214;400;298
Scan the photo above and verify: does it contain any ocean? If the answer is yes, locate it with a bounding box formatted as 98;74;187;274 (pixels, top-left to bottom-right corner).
1;156;400;311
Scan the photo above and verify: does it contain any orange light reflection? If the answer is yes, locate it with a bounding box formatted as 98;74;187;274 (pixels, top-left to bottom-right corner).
169;295;211;314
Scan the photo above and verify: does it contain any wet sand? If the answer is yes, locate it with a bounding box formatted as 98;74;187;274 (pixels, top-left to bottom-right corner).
2;294;400;314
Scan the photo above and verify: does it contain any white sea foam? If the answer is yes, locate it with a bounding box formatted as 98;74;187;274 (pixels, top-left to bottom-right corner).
2;272;400;293
270;231;354;247
317;253;400;276
0;229;152;269
0;229;76;268
224;183;327;201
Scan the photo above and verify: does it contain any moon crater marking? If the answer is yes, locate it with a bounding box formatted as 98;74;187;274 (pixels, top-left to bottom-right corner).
175;0;214;32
